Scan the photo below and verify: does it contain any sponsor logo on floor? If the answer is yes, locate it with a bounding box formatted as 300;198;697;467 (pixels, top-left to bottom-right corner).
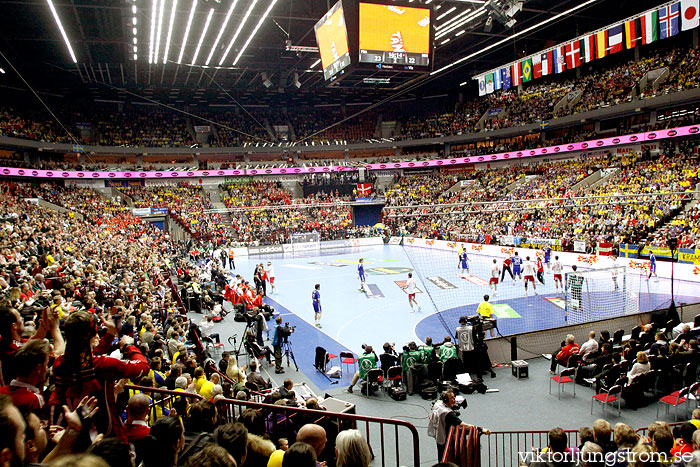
365;284;385;298
367;267;413;275
394;280;423;294
309;262;348;268
457;273;489;286
427;276;457;290
544;296;566;310
492;304;521;318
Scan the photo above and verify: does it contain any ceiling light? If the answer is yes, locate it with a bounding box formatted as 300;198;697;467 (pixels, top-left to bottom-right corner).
436;8;472;31
191;7;214;64
309;58;321;68
133;16;137;25
149;0;158;63
0;68;5;74
455;29;465;36
177;0;197;64
162;0;177;63
233;0;278;65
132;4;137;13
154;0;166;63
205;0;238;65
440;38;450;44
133;45;138;52
432;0;598;76
435;7;486;39
219;0;258;65
436;6;456;21
46;0;77;63
133;53;138;60
133;27;137;35
460;81;467;86
133;37;137;44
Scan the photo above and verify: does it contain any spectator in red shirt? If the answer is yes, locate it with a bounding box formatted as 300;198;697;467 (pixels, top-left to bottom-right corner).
670;422;696;458
0;339;50;414
124;393;151;443
549;334;580;374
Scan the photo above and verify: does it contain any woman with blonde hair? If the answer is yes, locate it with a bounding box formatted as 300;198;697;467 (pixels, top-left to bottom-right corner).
336;429;371;467
627;351;650;381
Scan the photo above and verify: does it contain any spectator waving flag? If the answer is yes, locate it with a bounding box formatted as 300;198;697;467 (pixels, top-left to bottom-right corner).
582;34;596;62
485;72;495;94
659;3;680;39
532;54;542;79
681;0;700;30
356;183;372;197
521;58;533;82
607;24;623;54
624;19;637;48
565;41;581;69
478;75;486;96
541;51;553;76
640;10;659;44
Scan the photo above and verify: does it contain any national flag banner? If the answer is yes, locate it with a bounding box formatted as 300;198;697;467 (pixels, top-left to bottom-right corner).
565;41;581;69
618;243;639;258
553;46;566;73
512;62;521;86
607;24;623;54
659;3;680;39
582;34;596;62
532;54;542;79
681;0;699;30
641;10;659;44
485;72;495;94
596;30;608;58
494;69;502;90
625;19;638;48
521;58;533;82
356;183;372;197
501;67;512;90
597;242;613;256
541;51;553;76
478;75;486;96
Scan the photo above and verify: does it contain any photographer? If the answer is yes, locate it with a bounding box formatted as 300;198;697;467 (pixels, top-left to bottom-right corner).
427;389;491;460
272;316;285;374
346;345;377;393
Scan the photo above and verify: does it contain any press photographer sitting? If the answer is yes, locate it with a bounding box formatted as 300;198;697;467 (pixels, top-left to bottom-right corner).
346;345;378;394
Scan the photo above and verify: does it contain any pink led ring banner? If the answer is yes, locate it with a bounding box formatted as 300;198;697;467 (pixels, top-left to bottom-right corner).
1;124;696;179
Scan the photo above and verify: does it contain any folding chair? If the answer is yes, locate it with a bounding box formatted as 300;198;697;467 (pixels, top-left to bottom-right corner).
549;367;576;399
591;384;622;416
339;351;357;377
685;381;700;414
657;386;690;421
383;365;403;392
366;369;384;396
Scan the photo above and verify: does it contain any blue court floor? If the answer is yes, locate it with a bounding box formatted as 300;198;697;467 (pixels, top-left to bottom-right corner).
229;244;700;390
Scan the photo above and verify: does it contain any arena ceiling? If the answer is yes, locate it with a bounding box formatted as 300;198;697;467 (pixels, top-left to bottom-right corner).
0;0;670;108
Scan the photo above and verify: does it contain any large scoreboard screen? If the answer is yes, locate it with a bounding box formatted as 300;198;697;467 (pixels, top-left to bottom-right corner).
358;2;432;68
314;1;351;81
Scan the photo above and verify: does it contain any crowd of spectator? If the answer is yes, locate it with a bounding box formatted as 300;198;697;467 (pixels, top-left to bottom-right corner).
95;109;193;148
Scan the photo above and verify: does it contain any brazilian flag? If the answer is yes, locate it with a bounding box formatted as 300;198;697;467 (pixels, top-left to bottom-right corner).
521;58;533;82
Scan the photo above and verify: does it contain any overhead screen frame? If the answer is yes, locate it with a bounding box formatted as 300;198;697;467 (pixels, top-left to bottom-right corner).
313;0;352;81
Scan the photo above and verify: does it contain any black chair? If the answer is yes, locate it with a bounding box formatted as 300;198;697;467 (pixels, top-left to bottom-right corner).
427;360;444;385
366;369;384;396
630;326;642;341
384;365;403;391
379;353;400;376
442;357;463;382
612;329;625;352
694;314;700;328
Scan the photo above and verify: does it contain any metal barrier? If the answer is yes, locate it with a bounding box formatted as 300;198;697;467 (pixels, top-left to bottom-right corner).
482;429;579;467
124;384;203;421
214;397;421;467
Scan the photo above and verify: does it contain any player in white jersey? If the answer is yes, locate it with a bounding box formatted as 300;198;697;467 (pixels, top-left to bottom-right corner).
489;259;499;295
552;256;563;292
266;261;276;294
522;256;538;296
406;272;421;313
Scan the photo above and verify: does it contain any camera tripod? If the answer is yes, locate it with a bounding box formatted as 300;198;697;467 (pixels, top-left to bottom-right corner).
281;338;299;371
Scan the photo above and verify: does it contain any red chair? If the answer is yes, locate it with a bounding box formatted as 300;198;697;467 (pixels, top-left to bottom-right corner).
383;365;403;392
686;381;700;413
339;351;357;377
591;384;622;416
549;367;576;399
657;386;690;421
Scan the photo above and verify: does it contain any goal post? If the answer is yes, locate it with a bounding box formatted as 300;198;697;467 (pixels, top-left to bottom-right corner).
290;232;321;252
564;266;636;324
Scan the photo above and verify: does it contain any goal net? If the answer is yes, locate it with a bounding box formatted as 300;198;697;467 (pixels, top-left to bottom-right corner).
290;232;321;252
564;266;636;324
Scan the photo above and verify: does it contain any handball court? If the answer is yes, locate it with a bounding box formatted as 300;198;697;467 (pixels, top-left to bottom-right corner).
209;244;700;391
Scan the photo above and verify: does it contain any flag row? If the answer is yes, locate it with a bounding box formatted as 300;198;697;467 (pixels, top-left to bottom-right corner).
477;0;699;96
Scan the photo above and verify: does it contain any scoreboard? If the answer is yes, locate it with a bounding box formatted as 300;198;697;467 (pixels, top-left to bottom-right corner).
314;1;352;81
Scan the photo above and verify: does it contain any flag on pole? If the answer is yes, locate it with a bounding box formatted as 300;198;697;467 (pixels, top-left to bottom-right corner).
541;51;553;76
582;34;596;63
501;67;512;90
485;72;495;94
595;30;608;58
494;69;502;90
624;19;638;48
681;0;699;30
565;41;581;69
659;3;680;39
640;10;659;44
554;46;566;73
521;58;533;82
512;62;522;86
532;54;542;79
478;75;486;96
607;24;623;54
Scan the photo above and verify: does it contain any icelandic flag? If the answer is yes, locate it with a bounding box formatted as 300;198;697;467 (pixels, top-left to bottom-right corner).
659;3;681;39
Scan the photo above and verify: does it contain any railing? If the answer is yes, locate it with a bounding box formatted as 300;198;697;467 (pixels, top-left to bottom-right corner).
635;422;684;438
123;384;203;421
482;429;579;467
214;397;421;467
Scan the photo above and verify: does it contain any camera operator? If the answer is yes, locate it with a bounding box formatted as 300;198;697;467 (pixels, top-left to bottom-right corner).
271;316;285;374
428;389;490;460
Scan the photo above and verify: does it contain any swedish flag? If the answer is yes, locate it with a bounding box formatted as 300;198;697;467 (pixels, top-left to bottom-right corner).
521;58;533;82
619;243;639;258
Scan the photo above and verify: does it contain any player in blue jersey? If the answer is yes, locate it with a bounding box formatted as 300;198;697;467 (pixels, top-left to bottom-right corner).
312;284;322;328
648;252;657;279
542;245;552;271
357;258;366;292
511;251;523;280
458;248;470;277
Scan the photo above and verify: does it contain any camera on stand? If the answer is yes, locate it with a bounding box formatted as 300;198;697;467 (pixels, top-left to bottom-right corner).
279;322;296;342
